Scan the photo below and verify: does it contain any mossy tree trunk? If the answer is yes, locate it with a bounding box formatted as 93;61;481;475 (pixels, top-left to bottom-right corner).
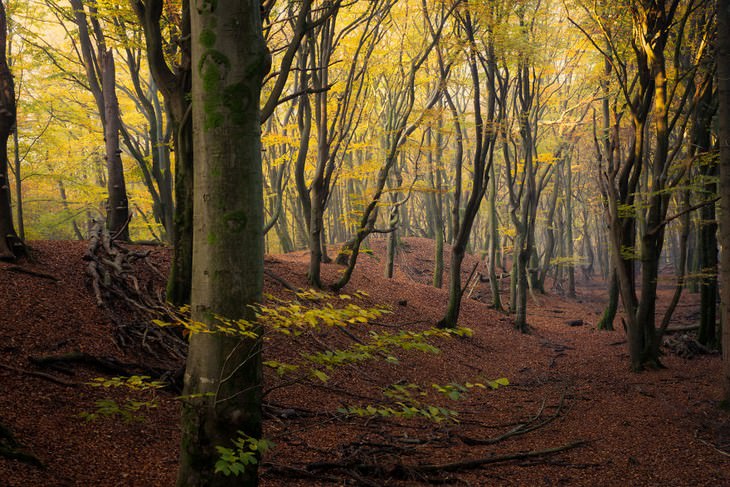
176;1;268;485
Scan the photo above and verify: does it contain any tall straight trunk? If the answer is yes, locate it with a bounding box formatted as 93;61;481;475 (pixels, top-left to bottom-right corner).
693;72;718;347
582;208;594;280
426;125;444;288
487;162;501;308
565;154;575;297
12;127;22;240
177;1;268;485
102;51;129;241
717;0;730;403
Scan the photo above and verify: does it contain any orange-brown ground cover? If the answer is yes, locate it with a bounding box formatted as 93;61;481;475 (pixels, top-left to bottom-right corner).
1;238;728;486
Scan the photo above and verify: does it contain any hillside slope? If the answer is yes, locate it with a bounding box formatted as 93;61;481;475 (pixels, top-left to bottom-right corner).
1;238;728;486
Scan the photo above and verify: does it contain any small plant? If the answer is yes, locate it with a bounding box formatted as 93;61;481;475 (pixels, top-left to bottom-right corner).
339;378;509;424
432;378;509;400
80;375;164;423
214;432;275;477
80;398;157;423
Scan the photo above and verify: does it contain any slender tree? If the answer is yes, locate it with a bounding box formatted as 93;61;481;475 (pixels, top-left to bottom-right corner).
176;0;268;484
0;0;22;259
68;0;130;240
437;6;498;328
718;0;730;403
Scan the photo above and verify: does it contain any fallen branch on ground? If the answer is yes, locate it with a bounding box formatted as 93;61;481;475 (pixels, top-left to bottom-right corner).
405;440;587;473
305;440;587;480
0;362;77;387
459;390;568;446
4;265;60;281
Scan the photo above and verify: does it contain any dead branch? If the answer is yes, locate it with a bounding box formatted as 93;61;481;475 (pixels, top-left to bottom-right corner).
400;440;587;473
305;440;587;479
459;391;568;446
3;265;60;281
0;362;77;387
264;269;299;291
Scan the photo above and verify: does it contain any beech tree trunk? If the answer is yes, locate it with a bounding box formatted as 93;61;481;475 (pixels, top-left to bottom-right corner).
177;1;268;485
69;0;130;241
717;0;730;403
102;51;129;241
133;0;194;305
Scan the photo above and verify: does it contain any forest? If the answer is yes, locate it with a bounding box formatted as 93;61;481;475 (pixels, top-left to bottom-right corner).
0;0;730;485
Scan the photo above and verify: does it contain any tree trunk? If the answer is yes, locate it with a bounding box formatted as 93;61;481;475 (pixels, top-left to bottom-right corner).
565;153;575;297
0;2;22;260
717;0;730;403
177;1;268;485
101;51;130;241
487;162;501;308
597;269;618;331
133;0;193;305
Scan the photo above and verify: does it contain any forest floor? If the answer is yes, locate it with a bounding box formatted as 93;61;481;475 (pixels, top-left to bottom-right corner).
0;237;729;486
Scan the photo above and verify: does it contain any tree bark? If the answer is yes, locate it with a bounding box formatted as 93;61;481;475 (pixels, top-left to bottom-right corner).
101;51;129;241
177;1;268;485
717;0;730;403
0;0;22;260
133;0;194;305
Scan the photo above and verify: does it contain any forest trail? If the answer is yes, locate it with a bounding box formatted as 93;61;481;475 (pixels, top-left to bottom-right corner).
0;238;728;486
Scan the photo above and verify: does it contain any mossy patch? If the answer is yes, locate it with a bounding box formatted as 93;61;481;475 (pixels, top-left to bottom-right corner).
223;211;248;233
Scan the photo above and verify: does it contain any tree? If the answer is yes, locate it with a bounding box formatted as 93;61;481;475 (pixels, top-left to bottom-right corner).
437;4;498;329
176;0;269;485
132;0;194;305
718;0;730;404
573;0;709;370
67;0;130;240
0;0;22;259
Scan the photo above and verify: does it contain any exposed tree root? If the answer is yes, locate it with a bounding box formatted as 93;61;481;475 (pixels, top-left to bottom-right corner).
83;221;187;367
28;351;183;390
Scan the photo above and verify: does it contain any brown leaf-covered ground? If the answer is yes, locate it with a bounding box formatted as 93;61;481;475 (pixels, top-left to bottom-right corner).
1;238;728;486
